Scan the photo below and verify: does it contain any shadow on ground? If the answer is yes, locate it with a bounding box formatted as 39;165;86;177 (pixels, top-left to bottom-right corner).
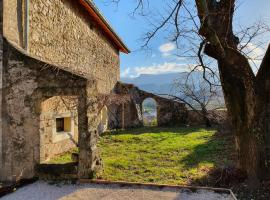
179;132;235;169
105;126;212;136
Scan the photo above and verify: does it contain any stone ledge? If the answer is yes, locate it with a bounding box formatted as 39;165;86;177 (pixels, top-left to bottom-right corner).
79;179;237;200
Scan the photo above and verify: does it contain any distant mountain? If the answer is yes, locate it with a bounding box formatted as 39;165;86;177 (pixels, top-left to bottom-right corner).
121;72;225;109
121;72;201;94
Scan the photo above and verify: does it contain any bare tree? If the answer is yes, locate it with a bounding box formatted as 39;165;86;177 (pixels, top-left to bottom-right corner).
170;73;223;127
108;0;270;183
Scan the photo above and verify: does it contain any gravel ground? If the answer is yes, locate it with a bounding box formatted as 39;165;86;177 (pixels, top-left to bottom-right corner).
2;181;234;200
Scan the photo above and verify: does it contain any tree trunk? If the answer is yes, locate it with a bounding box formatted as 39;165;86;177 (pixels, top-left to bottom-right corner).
217;47;270;183
201;105;211;127
194;0;270;182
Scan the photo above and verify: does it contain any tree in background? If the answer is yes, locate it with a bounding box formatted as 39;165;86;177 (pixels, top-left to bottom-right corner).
170;72;223;127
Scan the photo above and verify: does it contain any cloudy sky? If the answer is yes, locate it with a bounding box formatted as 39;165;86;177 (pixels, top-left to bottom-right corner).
93;0;270;78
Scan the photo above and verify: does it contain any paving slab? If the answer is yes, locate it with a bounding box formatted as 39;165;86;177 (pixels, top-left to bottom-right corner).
1;181;235;200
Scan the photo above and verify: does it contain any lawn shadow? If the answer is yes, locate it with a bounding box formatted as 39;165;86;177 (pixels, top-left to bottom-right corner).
179;132;238;186
103;126;212;136
180;132;235;168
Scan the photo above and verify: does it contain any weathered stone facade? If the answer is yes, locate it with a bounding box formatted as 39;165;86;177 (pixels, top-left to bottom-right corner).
1;0;128;182
29;0;120;93
0;40;101;181
3;0;121;94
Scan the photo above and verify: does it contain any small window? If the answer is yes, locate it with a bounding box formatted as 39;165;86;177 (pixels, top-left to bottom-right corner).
56;117;71;132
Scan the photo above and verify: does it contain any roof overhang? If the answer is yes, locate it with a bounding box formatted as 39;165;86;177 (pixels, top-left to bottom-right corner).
79;0;130;54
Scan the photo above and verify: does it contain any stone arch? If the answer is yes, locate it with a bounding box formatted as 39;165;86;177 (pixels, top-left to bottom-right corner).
142;97;157;126
113;82;188;129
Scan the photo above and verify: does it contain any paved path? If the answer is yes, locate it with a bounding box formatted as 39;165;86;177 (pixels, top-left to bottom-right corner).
2;181;234;200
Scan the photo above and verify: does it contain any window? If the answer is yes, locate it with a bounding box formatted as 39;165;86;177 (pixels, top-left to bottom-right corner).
56;117;71;132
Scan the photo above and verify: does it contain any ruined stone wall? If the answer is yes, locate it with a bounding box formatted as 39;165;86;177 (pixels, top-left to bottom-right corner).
156;98;188;126
187;110;228;127
0;40;89;181
114;82;188;128
28;0;120;94
40;96;79;163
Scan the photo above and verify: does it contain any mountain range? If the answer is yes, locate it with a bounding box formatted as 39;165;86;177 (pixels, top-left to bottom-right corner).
121;72;202;94
121;72;225;109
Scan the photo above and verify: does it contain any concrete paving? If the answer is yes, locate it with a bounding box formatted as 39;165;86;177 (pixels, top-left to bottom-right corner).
2;181;235;200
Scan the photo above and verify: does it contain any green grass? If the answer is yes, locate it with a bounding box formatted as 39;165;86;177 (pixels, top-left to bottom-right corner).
49;127;234;185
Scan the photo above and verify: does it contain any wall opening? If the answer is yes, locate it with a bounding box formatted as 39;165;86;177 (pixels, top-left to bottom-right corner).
142;98;157;126
56;117;72;132
40;96;78;163
98;106;108;133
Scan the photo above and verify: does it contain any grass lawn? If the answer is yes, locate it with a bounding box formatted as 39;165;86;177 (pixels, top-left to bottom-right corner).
50;127;235;185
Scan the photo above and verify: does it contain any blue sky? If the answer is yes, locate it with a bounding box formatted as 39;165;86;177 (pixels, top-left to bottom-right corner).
93;0;270;78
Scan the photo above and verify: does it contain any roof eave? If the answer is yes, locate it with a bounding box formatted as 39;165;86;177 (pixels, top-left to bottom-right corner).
79;0;130;54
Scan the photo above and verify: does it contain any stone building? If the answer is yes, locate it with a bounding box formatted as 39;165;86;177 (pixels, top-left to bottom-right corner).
0;0;188;183
0;0;129;182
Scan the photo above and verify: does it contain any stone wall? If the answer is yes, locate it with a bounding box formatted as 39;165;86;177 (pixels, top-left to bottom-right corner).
40;96;79;163
114;83;188;128
0;39;100;182
187;110;228;127
3;0;120;94
29;0;120;94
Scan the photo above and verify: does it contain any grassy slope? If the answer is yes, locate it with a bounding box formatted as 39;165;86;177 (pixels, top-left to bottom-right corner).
50;127;234;185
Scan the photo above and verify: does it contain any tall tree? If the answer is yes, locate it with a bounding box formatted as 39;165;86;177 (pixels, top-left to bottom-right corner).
109;0;270;183
195;0;270;184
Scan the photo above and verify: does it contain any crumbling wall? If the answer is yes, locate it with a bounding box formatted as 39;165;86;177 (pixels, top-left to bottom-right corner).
114;82;188;128
187;110;228;127
113;83;143;129
0;39;100;182
156;97;188;126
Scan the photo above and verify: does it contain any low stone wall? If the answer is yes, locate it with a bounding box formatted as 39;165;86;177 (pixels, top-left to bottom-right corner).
187;110;228;127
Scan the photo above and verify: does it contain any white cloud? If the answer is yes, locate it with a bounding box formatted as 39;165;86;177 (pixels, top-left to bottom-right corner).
242;43;264;58
121;62;190;78
159;42;176;57
121;68;131;78
241;42;265;72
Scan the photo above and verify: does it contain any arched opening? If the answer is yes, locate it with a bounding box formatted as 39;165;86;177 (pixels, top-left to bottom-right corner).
98;106;108;133
142;98;157;126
